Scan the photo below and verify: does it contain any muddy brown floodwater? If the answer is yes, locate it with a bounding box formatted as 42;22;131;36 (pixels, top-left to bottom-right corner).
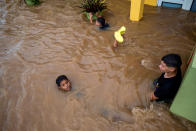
0;0;196;130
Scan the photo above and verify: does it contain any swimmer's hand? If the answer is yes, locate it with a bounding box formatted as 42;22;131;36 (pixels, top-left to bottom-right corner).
150;92;158;101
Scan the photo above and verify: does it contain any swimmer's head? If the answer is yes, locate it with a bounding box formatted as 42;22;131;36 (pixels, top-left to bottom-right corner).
159;54;182;75
96;17;109;30
56;75;71;91
96;17;105;26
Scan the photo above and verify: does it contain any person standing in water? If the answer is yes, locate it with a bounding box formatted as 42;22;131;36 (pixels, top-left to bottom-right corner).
151;54;182;103
113;26;126;47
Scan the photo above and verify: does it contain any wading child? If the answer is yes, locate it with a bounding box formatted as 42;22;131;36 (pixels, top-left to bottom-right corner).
113;26;126;47
56;75;71;91
151;54;182;103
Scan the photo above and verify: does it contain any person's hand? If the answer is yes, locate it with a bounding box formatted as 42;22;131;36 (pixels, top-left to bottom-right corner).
150;92;158;101
150;93;153;100
89;12;93;17
89;12;93;23
113;40;118;48
95;12;100;17
122;34;125;38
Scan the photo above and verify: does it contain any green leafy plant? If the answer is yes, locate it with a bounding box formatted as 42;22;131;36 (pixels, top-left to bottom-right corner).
78;0;107;13
25;0;40;6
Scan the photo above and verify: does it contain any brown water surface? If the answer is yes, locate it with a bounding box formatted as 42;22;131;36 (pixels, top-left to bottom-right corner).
0;0;196;131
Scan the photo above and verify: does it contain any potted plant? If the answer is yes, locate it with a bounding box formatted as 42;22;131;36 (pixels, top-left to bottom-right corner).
78;0;107;22
25;0;40;6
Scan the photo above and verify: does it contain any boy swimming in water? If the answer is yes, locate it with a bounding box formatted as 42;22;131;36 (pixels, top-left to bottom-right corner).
151;54;182;103
95;17;109;30
56;75;71;91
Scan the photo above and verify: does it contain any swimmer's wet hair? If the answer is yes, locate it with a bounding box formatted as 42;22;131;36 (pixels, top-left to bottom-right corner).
56;75;68;87
161;54;182;68
97;17;105;26
162;53;182;77
96;17;109;29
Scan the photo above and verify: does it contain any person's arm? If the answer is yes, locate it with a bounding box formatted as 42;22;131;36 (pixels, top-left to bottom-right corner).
150;92;159;101
152;82;172;101
89;12;93;23
113;40;118;48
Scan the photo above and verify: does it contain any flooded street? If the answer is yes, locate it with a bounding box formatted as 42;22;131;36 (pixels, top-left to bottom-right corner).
0;0;196;130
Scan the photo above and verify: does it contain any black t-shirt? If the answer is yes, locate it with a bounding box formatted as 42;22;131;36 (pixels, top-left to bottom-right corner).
154;73;182;102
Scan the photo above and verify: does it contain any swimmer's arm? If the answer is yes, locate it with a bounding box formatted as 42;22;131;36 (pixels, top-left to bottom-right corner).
89;12;93;23
150;92;159;101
